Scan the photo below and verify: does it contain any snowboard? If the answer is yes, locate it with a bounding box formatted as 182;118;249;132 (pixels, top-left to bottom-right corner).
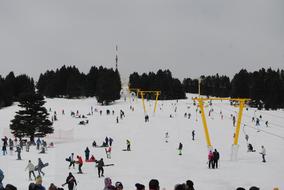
34;163;49;171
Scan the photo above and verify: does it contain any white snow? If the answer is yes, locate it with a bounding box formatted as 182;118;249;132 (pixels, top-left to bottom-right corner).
0;94;284;190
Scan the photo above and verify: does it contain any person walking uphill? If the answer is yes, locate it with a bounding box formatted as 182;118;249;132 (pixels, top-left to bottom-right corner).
84;147;90;161
62;172;77;190
25;160;36;181
96;158;104;178
37;158;45;176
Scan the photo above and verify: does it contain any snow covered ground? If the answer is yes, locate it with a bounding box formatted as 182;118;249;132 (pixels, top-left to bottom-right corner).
0;94;284;190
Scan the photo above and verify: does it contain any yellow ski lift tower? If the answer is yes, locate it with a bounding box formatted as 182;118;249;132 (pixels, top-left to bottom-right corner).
192;97;250;160
139;90;161;114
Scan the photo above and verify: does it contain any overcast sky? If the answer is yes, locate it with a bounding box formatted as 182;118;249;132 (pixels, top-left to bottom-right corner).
0;0;283;82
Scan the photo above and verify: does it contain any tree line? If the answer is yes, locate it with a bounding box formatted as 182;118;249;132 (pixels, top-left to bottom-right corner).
0;72;35;108
129;69;186;100
183;68;284;110
37;65;121;105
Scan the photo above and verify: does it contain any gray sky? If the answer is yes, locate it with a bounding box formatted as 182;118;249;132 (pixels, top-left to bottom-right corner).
0;0;283;82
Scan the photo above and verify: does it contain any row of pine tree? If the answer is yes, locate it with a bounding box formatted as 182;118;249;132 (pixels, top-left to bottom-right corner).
1;67;284;110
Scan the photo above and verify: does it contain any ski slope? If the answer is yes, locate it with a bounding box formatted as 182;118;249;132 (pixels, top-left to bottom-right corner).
0;94;284;190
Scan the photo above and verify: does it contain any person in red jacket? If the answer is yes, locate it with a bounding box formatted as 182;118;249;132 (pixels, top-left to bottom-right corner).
208;150;214;169
76;155;83;173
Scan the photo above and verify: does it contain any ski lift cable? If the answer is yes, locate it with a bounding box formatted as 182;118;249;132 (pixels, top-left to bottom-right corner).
213;104;284;129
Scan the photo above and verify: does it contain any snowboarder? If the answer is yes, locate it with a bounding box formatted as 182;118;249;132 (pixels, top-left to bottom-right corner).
76;155;83;173
126;140;131;151
25;160;36;181
96;158;104;178
178;143;183;155
213;149;220;169
62;172;77;190
192;130;195;141
260;145;266;162
37;158;45;176
84;147;90;161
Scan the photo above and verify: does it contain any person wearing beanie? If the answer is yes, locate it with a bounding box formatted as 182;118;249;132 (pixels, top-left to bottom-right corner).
115;182;123;190
103;177;115;190
135;183;145;190
149;179;159;190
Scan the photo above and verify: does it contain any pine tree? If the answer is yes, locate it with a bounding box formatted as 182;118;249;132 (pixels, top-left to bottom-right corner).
10;93;54;142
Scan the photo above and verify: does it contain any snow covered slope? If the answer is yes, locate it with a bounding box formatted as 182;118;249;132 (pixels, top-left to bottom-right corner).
0;94;283;190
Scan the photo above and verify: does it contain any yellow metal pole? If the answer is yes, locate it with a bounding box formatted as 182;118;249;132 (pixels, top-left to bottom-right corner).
153;92;159;113
198;99;212;147
141;92;146;114
234;100;245;145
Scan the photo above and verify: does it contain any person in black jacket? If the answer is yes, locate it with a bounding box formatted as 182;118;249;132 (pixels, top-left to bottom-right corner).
96;158;104;178
213;149;220;169
62;172;77;190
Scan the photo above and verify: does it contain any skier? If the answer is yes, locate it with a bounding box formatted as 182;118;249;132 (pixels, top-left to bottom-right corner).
192;130;195;141
15;145;21;160
208;150;214;169
145;115;149;122
62;172;77;190
260;145;266;162
265;121;269;127
25;160;36;181
178;143;183;155
126;140;131;151
96;158;104;178
37;158;45;176
213;149;220;169
84;147;90;161
68;153;75;169
76;155;83;173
